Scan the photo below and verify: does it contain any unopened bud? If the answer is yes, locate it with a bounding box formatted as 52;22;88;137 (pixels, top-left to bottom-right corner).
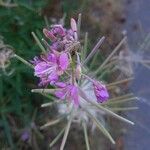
71;18;77;32
76;65;82;79
43;28;57;42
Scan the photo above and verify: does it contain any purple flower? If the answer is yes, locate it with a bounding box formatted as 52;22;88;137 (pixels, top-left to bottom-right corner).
33;52;69;86
21;130;30;142
55;82;79;106
93;81;109;103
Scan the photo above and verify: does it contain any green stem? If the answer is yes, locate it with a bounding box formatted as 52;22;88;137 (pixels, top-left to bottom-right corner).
31;32;46;53
14;54;33;68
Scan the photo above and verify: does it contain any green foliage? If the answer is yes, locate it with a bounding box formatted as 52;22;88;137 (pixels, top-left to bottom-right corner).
0;0;82;149
0;0;49;148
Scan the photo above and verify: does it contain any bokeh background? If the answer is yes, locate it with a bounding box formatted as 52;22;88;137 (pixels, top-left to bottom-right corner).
0;0;150;149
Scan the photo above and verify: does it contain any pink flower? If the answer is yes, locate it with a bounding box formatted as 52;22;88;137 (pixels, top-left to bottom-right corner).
93;81;109;103
33;52;69;86
55;82;79;106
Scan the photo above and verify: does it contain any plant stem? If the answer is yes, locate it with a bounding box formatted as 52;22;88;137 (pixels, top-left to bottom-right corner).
83;36;105;65
106;77;134;87
94;37;127;76
49;128;65;148
83;121;90;150
14;54;33;68
31;32;46;53
60;109;74;150
40;117;64;130
31;88;58;93
84;108;115;144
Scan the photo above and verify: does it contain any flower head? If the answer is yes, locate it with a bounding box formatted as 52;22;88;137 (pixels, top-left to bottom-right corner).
15;14;136;149
93;81;109;103
32;52;69;86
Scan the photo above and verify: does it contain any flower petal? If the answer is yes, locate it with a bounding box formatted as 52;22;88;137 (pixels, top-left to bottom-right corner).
55;90;66;99
59;53;69;71
55;82;67;88
70;85;79;106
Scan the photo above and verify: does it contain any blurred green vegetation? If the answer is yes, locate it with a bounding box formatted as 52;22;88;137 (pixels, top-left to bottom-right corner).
0;1;47;149
0;0;81;149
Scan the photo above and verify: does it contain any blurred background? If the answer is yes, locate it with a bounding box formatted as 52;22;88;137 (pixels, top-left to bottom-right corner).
0;0;150;149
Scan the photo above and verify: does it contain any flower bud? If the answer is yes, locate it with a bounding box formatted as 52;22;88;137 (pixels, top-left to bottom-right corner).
71;18;77;32
43;28;57;42
76;65;82;79
93;81;109;103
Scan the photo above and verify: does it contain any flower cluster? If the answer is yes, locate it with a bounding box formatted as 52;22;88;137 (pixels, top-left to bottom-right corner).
32;18;109;107
15;15;135;149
